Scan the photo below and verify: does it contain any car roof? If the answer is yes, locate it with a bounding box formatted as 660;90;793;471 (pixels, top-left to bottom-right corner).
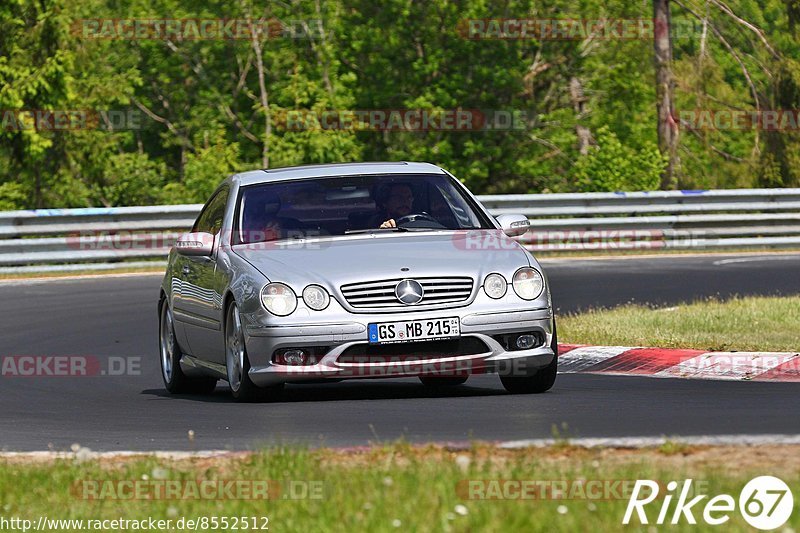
233;161;446;186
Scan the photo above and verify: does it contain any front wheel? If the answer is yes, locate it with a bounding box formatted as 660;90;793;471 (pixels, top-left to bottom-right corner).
225;302;283;402
159;299;217;394
500;319;558;394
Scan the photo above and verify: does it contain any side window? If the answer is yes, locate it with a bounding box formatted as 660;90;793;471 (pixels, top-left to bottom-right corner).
193;187;229;234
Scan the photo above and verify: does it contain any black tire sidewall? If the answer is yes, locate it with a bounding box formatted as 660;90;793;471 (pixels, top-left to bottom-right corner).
160;299;217;394
160;299;188;392
227;302;282;402
499;316;558;394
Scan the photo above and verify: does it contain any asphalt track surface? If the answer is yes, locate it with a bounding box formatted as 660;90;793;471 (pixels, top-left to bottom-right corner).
1;253;799;451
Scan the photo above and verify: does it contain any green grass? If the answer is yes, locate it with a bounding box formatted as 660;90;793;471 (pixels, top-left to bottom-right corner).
657;440;693;456
559;296;800;352
1;444;798;532
0;266;164;280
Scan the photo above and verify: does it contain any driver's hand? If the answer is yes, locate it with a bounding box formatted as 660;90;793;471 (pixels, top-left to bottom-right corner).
380;219;396;228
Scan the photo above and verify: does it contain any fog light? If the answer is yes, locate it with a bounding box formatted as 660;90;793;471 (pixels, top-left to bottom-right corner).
278;349;307;366
515;335;536;350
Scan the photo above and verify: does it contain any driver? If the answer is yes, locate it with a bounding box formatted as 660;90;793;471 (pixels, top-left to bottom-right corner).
374;182;414;228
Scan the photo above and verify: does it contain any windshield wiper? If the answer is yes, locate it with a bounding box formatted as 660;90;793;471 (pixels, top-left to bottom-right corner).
344;227;409;235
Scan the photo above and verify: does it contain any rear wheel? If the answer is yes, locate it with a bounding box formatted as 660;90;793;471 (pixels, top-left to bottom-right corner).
225;302;283;402
159;299;217;394
500;319;558;394
419;376;468;387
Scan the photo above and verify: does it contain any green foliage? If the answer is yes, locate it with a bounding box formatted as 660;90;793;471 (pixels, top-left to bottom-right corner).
0;0;77;207
0;0;796;208
572;127;666;192
181;131;242;202
0;182;28;211
99;152;165;206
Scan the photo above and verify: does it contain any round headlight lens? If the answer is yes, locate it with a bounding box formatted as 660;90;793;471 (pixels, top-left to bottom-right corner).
513;267;544;300
484;273;507;299
302;285;330;311
261;283;297;316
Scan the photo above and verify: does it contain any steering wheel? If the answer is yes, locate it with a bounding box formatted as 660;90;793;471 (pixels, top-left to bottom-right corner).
395;212;446;229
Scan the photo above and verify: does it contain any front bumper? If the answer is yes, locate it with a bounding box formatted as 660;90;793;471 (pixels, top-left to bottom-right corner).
243;307;555;387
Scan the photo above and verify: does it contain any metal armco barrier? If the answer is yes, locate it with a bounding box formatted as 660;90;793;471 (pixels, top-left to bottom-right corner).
1;188;800;271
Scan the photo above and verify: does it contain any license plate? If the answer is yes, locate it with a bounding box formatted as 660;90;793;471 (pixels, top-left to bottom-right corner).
368;317;460;344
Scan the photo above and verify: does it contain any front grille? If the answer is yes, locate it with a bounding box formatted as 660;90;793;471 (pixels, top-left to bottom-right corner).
340;277;473;309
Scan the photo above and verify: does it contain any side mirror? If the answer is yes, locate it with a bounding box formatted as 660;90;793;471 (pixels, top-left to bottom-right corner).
495;214;530;238
175;232;214;256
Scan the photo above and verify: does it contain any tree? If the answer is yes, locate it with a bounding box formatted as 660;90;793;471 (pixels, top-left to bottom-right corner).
654;0;679;189
1;0;796;207
0;0;76;208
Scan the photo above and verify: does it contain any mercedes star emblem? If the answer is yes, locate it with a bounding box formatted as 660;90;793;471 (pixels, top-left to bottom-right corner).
395;279;424;305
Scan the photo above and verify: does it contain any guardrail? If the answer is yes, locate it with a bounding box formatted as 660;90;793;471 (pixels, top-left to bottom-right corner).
1;188;799;271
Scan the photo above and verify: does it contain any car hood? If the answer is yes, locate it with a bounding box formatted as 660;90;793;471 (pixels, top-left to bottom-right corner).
232;230;533;292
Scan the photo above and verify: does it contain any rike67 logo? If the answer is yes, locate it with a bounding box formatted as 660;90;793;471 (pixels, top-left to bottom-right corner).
623;476;794;530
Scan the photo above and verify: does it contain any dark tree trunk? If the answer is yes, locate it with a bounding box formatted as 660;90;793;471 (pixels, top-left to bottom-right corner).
654;0;679;189
569;77;594;156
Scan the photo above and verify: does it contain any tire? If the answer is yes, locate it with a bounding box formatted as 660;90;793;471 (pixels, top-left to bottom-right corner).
500;318;558;394
419;376;468;387
225;302;284;402
159;299;218;394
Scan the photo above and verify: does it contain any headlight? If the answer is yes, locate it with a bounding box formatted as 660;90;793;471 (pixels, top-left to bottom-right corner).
302;285;330;311
483;273;507;299
513;267;544;300
261;283;297;316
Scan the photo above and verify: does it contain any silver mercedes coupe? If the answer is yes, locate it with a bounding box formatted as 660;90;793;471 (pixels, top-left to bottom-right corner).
159;162;557;401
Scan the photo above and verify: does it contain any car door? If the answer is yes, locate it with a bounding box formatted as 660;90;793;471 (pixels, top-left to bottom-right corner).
179;186;230;363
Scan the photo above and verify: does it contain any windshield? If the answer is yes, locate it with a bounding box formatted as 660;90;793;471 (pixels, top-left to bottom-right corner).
235;173;492;244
